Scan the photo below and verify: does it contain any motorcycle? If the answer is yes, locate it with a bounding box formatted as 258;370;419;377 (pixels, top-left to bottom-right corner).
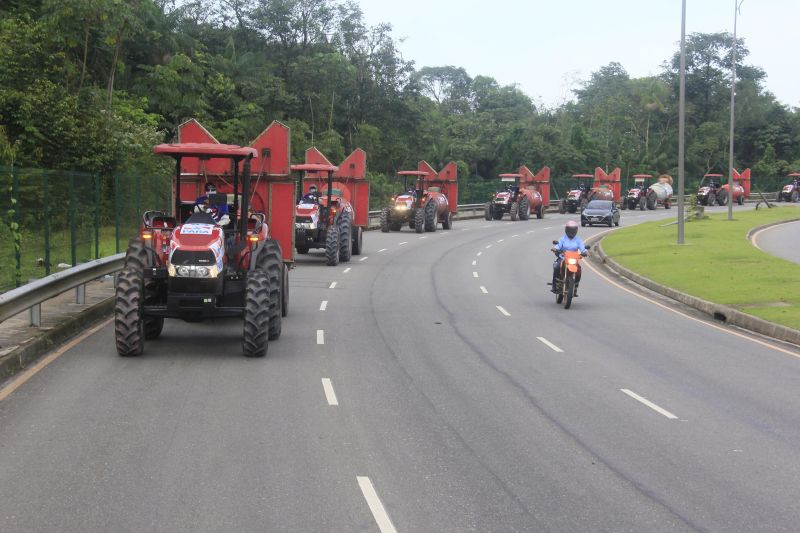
550;241;590;309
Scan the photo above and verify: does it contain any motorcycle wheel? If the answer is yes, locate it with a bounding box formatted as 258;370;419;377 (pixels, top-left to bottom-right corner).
564;275;575;309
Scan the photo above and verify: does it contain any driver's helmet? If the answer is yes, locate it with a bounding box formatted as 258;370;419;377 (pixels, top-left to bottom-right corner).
565;220;579;239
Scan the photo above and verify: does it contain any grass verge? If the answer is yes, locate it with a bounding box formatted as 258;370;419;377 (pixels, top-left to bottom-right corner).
602;205;800;331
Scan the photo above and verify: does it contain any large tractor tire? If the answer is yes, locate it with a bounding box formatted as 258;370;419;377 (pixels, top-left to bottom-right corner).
536;202;544;219
380;207;391;233
115;266;144;357
510;201;519;221
519;197;531;220
424;201;437;232
558;199;566;214
791;190;799;203
638;196;646;210
338;213;352;263
737;193;744;205
414;207;425;233
281;261;289;317
124;237;163;339
351;226;363;255
646;190;657;210
258;240;283;340
717;190;728;206
484;202;492;221
442;210;453;230
242;270;270;357
325;227;340;266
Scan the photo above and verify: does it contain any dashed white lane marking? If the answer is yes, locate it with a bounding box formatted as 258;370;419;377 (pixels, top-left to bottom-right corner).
399;241;408;246
321;378;339;406
317;330;325;344
357;477;398;533
512;234;519;237
320;301;328;311
472;260;477;266
480;286;488;294
343;267;351;273
496;305;511;317
543;226;552;230
419;236;427;239
497;239;504;243
536;336;564;353
526;230;535;234
620;389;678;419
0;318;112;402
360;256;369;262
378;248;387;252
477;251;482;256
329;282;337;289
505;222;513;225
472;272;479;278
485;244;493;249
482;224;491;228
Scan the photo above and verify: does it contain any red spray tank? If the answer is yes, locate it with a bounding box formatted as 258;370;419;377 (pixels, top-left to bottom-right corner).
593;167;622;202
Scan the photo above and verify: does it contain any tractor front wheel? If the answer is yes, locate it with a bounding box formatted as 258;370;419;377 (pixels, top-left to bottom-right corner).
737;194;744;205
243;270;270;357
717;191;728;206
115;267;144;357
351;226;363;255
520;197;531;220
414;208;425;233
638;196;646;210
791;190;799;203
442;210;453;229
325;227;340;266
646;190;657;210
424;201;437;232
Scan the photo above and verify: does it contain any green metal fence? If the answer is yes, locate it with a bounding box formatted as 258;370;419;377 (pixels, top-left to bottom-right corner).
1;166;171;292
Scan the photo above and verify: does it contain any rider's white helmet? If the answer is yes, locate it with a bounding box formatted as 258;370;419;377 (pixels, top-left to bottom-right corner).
565;220;579;238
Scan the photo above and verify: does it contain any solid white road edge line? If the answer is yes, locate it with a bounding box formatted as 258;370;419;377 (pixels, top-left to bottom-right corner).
320;301;328;311
317;330;325;344
620;388;678;419
496;305;511;316
480;286;488;294
321;378;339;406
0;318;112;402
536;336;564;353
357;477;398;533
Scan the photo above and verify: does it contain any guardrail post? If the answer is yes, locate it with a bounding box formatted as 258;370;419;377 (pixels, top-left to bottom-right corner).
69;172;77;268
75;283;86;305
29;303;41;327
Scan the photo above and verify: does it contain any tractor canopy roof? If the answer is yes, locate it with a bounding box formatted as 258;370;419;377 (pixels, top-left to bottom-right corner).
789;172;800;177
632;174;653;178
703;173;723;177
572;174;593;178
291;163;339;172
397;171;429;176
154;142;257;159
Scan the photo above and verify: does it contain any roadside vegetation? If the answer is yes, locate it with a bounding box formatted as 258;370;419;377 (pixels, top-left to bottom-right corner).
602;206;800;329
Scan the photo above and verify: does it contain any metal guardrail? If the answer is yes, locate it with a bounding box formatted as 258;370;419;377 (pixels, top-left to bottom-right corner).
0;254;124;326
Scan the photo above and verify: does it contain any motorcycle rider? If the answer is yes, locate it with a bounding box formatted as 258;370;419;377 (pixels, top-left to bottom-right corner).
551;220;588;296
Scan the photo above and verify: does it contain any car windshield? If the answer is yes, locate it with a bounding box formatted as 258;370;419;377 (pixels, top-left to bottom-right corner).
586;200;612;210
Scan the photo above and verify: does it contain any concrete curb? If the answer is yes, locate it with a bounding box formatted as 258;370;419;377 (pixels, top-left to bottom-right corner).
586;234;800;347
746;218;800;249
0;297;113;382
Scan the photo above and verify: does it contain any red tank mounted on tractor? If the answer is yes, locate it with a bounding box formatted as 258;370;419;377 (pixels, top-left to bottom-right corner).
484;166;549;221
717;168;750;206
293;147;369;265
380;161;458;233
778;172;800;202
115;119;295;358
559;167;620;214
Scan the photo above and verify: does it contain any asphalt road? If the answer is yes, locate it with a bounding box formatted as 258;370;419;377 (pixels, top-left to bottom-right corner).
753;219;800;264
1;204;799;532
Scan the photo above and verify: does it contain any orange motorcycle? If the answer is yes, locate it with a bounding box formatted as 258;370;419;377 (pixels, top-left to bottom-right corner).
550;242;590;309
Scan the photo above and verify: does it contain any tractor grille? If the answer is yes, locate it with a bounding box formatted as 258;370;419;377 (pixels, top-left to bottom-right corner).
296;215;313;223
170;249;215;266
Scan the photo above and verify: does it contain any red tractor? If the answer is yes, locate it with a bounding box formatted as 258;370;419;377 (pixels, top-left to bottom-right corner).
380;161;458;233
696;173;723;205
559;167;620;214
293;148;368;265
115;119;294;358
484;166;548;221
778;172;800;202
621;174;652;210
717;168;750;206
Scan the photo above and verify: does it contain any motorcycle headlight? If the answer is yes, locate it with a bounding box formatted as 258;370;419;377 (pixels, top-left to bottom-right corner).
567;258;578;265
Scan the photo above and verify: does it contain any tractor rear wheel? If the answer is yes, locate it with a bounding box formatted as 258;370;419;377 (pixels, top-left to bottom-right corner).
414;208;425;233
646;190;657;210
484;202;492;221
325;227;340;266
242;270;270;357
380;207;391;233
519;197;531;220
124;237;163;339
115;267;144;357
424;201;437;232
707;192;716;206
737;194;744;205
510;201;519;221
442;210;452;229
792;190;799;203
258;240;283;340
338;213;352;263
351;226;363;255
717;191;728;206
536;202;544;219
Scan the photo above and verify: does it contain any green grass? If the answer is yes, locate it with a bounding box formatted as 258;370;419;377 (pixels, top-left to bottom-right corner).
602;206;800;330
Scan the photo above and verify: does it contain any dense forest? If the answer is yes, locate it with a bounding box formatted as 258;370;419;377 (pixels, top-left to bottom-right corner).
1;0;799;196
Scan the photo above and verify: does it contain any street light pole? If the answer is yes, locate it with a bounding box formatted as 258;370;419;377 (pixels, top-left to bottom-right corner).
727;0;743;221
677;0;686;244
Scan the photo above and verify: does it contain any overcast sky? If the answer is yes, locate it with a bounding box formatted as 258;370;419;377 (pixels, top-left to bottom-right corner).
356;0;799;109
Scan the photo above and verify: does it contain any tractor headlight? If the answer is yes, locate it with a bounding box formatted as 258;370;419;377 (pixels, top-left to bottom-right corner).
178;266;191;277
394;204;408;210
196;266;209;277
169;264;219;278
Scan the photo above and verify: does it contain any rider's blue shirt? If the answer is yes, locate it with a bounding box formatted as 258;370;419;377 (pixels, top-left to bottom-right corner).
556;235;586;256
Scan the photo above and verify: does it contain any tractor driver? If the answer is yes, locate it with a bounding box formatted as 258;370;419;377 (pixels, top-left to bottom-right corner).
551;220;588;297
300;185;320;204
194;183;230;225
